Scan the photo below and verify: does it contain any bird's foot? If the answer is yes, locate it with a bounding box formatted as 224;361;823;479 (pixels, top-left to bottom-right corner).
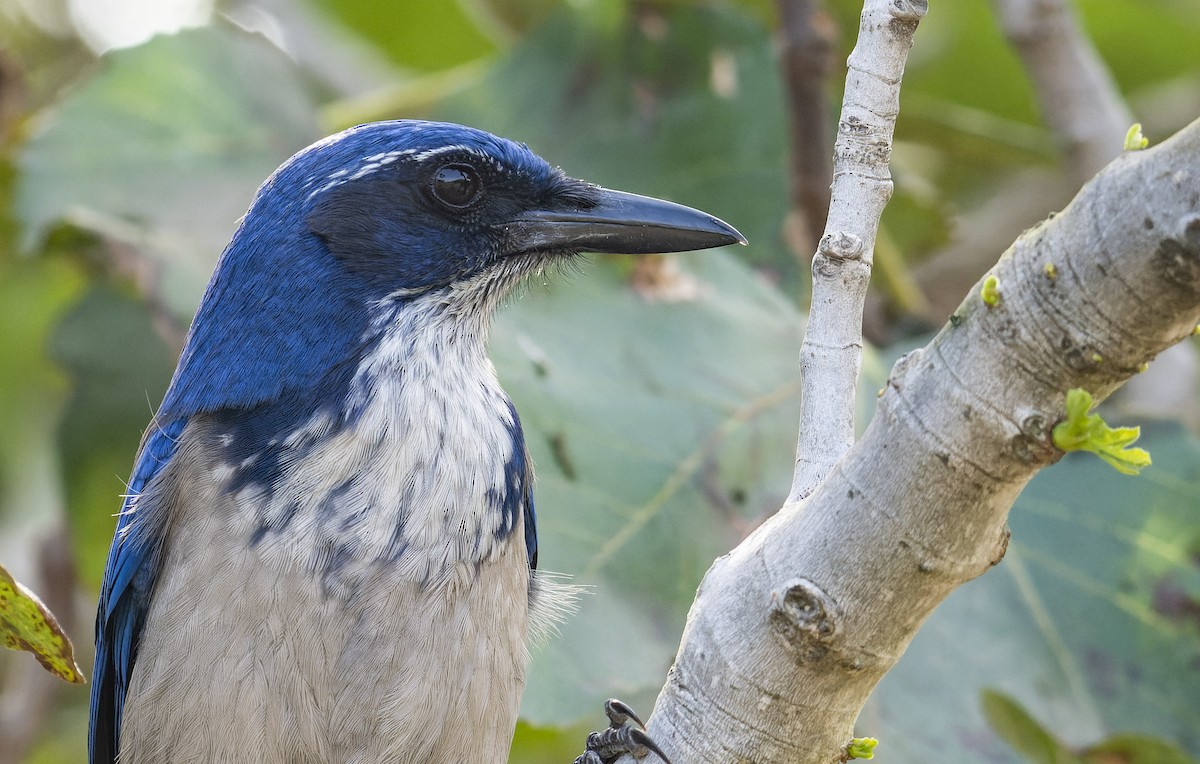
573;699;671;764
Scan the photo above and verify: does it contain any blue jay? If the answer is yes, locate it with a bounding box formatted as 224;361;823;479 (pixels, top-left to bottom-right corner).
89;120;742;763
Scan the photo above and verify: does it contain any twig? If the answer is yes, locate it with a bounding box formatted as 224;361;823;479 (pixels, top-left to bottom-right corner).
775;0;838;260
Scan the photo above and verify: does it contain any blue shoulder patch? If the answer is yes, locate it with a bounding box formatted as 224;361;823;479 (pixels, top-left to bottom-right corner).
89;418;185;764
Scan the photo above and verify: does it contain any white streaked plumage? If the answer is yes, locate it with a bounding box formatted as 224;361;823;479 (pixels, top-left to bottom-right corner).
119;269;574;762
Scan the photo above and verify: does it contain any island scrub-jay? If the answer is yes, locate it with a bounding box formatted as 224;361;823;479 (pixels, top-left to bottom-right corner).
89;120;743;763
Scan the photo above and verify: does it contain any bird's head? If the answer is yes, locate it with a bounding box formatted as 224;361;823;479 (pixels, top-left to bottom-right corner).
160;121;743;419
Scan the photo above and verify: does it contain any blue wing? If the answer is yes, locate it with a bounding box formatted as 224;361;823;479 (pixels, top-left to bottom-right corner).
522;452;537;570
89;418;185;764
500;400;537;570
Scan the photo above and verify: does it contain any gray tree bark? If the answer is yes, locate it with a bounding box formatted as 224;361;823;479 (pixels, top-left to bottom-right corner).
631;0;1200;755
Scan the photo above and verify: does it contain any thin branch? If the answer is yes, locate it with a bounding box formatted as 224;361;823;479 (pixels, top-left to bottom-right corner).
869;0;1131;330
992;0;1132;184
789;0;927;503
776;0;838;259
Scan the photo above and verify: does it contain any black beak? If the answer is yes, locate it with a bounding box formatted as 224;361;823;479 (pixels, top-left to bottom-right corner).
505;187;745;255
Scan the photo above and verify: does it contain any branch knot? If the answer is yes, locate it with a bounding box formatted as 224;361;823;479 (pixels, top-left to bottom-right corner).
769;578;839;663
817;231;864;262
1009;410;1058;465
1155;217;1200;294
890;0;928;21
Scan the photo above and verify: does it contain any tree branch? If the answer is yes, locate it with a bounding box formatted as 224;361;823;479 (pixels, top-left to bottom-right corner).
991;0;1132;184
643;118;1200;764
869;1;1134;334
775;0;838;260
790;0;927;504
992;0;1199;424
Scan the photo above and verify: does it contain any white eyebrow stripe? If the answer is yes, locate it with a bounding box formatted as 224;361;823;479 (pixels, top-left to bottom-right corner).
305;149;418;200
414;145;471;163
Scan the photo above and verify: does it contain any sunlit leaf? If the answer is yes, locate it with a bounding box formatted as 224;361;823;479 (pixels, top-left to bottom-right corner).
305;0;500;71
0;562;85;684
16;24;320;319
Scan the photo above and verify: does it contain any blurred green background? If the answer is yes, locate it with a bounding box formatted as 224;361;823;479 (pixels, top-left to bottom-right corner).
0;0;1198;762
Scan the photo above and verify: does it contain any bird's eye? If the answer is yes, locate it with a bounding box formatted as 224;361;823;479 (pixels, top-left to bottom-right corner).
429;164;482;209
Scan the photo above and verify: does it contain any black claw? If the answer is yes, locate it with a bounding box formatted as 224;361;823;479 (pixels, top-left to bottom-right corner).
574;698;672;764
604;699;646;730
626;728;671;764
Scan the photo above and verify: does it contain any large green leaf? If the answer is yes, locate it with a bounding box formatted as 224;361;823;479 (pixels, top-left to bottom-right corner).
866;422;1200;761
16;24;321;319
438;4;794;284
439;22;807;712
49;284;176;589
494;252;806;723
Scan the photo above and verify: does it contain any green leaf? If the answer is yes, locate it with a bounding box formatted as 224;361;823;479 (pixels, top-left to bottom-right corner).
495;252;812;724
509;720;593;764
437;4;795;286
981;690;1081;764
1083;734;1197;764
1053;389;1152;475
982;691;1197;764
16;24;320;320
846;737;879;760
1073;1;1200;95
867;422;1200;762
49;285;177;589
0;562;84;684
1124;123;1149;151
306;0;500;71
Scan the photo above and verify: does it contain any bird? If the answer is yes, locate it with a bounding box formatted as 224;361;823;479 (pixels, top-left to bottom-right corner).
89;119;743;763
